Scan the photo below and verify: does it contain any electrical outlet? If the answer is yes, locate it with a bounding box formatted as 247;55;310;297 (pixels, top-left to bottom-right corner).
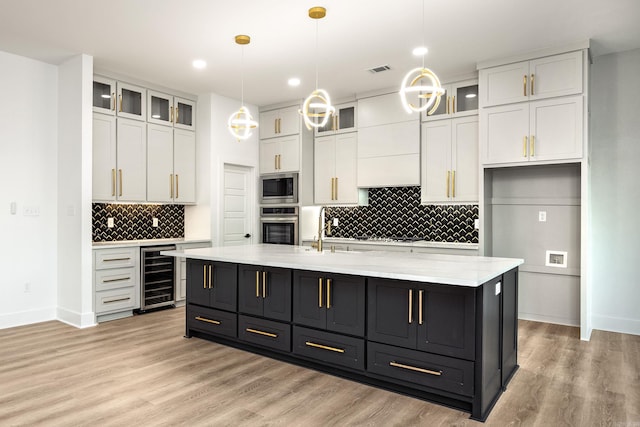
107;217;114;228
495;282;501;295
24;282;30;293
10;202;17;215
538;211;547;222
153;217;159;227
23;206;40;216
333;218;339;227
474;219;480;229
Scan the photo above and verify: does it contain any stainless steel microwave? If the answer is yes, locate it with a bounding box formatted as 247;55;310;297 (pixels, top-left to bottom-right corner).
260;173;298;204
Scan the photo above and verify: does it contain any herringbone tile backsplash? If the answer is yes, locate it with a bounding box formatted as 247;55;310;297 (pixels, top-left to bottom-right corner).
325;187;478;243
92;203;184;242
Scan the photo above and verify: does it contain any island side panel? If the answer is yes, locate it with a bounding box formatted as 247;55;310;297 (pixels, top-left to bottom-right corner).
501;267;519;387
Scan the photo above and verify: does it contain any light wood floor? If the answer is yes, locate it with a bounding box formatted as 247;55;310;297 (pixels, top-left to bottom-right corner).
1;307;638;427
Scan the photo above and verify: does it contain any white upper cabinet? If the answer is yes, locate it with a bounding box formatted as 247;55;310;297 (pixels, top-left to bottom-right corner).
422;80;479;122
421;116;478;204
93;76;146;121
259;105;300;139
147;90;196;130
314;102;357;136
357;92;414;128
479;50;583;107
259;134;300;174
314;133;358;205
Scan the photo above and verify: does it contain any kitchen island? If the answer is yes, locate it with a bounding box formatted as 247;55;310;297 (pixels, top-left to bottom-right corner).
163;244;523;421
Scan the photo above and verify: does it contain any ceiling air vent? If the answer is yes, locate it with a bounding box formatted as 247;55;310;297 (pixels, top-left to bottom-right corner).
367;65;391;74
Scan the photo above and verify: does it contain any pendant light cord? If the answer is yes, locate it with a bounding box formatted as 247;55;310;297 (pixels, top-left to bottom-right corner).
421;0;425;69
240;45;245;105
315;18;319;90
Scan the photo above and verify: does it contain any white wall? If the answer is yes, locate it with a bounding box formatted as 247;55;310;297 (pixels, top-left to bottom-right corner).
590;48;640;336
0;51;59;328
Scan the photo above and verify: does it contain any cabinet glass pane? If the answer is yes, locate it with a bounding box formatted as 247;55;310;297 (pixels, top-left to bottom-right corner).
93;81;112;109
150;95;170;121
426;87;448;117
455;84;478;113
316;115;333;134
121;88;143;116
176;101;193;126
338;106;355;130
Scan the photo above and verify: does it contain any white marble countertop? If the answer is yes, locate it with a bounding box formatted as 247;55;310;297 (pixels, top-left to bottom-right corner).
162;244;522;287
93;238;211;249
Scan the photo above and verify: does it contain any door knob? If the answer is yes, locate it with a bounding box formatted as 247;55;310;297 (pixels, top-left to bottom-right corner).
244;233;251;238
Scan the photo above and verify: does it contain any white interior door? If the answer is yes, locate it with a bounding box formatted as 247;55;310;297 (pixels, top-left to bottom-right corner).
222;164;254;246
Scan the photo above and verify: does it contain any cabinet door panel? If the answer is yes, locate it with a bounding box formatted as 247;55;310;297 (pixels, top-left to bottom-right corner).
116;118;147;201
367;278;417;348
259;110;279;139
278;105;300;136
530;96;583;161
147;90;174;126
451;116;479;203
314;135;335;204
173;129;196;203
93;76;116;115
293;271;326;329
334;133;358;204
357;121;419;158
210;262;237;312
187;304;237;339
421;121;452;203
529;51;583;100
239;315;291;353
357;154;420;188
186;259;210;306
92;114;117;201
416;284;476;360
117;82;146;121
479;61;529;107
293;326;365;371
146;123;174;203
174;97;196;130
259;138;280;174
262;267;292;322
325;274;365;336
277;134;300;172
481;103;528;165
238;265;263;316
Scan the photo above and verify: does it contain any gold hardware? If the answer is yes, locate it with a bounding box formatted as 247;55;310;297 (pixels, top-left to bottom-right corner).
305;341;345;353
256;271;260;297
175;174;179;199
277;118;281;134
334;115;338;131
104;297;131;304
195;316;221;325
327;279;331;309
208;265;213;289
175;106;179;123
119;94;123;112
523;75;527;97
111;93;115;111
319;278;323;308
445;96;449;114
389;361;442;376
408;289;413;324
446;171;451;198
262;271;267;298
331;177;335;200
523;136;528;157
118;169;123;196
335;177;338;200
103;277;131;283
452;95;456;114
111;169;116;197
530;74;535;95
170;174;174;198
274;119;278;134
531;135;535;157
275;155;278;170
278;154;281;170
103;257;131;262
203;265;206;289
309;6;327;19
418;289;424;325
452;171;456;198
246;328;277;338
170;106;174;123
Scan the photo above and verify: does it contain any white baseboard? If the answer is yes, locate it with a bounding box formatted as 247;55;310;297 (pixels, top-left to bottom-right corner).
56;307;96;329
592;314;640;336
518;311;579;327
0;307;56;330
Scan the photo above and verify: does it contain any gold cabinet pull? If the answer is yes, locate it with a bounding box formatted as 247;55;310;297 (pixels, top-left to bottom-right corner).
170;106;174;123
175;105;179;123
103;277;131;283
119;94;123;112
103;257;131;262
274;118;278;134
523;75;527;97
118;169;123;196
279;118;282;133
255;271;260;297
445;96;450;114
203;265;207;289
327;279;332;309
452;171;456;198
305;341;345;353
446;171;451;198
278;154;281;170
389;361;442;376
170;174;174;198
330;177;335;200
196;316;221;325
530;135;535;157
523;136;528;157
333;115;338;131
319;278;323;308
104;297;131;304
530;74;535;95
111;93;116;111
175;174;179;199
408;289;413;324
208;265;213;289
262;271;267;299
452;95;456;114
274;155;278;170
247;328;278;338
111;169;116;197
335;177;338;200
418;289;424;325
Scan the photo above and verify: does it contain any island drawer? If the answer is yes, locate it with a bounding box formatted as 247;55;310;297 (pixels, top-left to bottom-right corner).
293;326;365;371
238;315;291;353
367;342;474;396
187;304;237;339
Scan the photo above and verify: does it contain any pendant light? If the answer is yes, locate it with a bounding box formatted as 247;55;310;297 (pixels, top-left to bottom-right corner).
399;0;445;115
228;34;258;141
300;6;335;131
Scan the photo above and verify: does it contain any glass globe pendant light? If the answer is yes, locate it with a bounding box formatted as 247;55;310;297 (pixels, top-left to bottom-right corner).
300;6;335;131
228;34;258;141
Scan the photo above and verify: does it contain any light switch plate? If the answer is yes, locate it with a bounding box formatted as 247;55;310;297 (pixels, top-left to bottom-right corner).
153;217;159;227
539;211;547;222
107;217;114;228
333;218;339;227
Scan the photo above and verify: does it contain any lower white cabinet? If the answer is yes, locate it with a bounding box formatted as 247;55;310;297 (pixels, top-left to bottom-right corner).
421;116;478;204
314;133;358;204
175;241;212;304
93;247;140;321
480;95;583;165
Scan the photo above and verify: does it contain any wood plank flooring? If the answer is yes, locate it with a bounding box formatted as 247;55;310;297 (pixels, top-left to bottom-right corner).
1;307;638;426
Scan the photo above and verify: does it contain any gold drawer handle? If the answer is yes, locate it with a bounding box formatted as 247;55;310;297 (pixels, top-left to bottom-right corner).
195;316;221;325
102;277;131;283
305;341;345;353
103;257;131;262
104;297;131;304
246;328;278;338
389;361;442;376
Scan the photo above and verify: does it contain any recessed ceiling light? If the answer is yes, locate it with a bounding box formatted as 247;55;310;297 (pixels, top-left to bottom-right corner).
412;46;428;56
288;77;301;87
466;93;477;98
192;59;207;69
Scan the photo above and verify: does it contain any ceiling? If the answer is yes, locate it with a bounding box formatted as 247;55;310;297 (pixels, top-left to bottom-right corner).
1;0;639;107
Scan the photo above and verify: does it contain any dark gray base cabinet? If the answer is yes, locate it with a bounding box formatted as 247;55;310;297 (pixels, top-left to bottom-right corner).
293;325;366;371
186;259;237;312
238;315;291;353
238;265;292;322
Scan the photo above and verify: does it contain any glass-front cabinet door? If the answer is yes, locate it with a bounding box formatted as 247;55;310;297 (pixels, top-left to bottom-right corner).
174;97;196;130
93;76;116;115
423;79;478;121
315;102;357;136
147;90;174;126
116;82;146;121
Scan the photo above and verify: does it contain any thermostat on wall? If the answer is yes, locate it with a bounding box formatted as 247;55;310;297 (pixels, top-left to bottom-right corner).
545;250;568;268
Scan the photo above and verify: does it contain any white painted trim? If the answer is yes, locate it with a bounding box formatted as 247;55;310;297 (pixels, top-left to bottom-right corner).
592;314;640;337
56;307;97;329
476;40;590;70
0;308;56;330
519;312;579;328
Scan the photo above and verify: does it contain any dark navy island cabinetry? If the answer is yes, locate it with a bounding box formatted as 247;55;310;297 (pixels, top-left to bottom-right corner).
177;246;521;422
